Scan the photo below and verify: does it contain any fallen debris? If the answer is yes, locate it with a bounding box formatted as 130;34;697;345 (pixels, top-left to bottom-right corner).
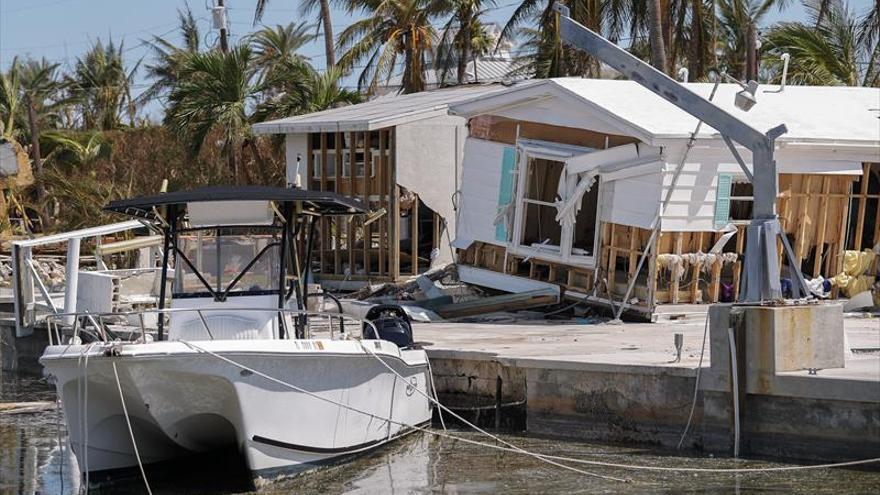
434;288;560;320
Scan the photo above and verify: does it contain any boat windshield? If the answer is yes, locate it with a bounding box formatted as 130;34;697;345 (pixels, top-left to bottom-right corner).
173;227;282;298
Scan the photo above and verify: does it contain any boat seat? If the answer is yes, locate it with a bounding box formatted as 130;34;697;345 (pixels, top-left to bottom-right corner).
168;295;279;341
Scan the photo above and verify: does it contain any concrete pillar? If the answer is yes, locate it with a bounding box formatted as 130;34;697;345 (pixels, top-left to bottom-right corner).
62;238;81;326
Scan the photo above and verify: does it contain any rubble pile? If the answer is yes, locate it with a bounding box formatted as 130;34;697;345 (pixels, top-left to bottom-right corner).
350;264;593;323
0;256;67;291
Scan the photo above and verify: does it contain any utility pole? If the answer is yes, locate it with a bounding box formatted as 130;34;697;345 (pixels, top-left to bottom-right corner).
215;0;229;53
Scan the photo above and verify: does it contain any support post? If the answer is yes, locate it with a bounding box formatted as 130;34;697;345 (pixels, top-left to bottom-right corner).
62;238;81;326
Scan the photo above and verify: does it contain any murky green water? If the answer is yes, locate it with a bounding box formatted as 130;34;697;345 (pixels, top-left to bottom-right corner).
2;370;879;494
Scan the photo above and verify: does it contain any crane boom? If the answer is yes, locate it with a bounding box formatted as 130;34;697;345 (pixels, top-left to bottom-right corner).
553;5;804;302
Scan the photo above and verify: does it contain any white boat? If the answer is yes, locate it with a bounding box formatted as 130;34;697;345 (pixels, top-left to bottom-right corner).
39;186;433;487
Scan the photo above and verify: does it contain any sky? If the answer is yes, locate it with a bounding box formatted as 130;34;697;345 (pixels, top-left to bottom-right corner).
0;0;875;118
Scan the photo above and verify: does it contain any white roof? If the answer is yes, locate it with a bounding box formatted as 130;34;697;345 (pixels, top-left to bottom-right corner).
449;78;880;148
253;83;536;134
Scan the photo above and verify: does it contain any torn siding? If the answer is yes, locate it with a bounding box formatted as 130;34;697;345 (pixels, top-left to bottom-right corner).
394;115;467;266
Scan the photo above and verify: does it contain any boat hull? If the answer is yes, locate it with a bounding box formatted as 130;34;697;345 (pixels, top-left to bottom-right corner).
40;339;432;484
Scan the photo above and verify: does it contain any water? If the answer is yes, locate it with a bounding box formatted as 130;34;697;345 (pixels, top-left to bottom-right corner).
2;370;879;495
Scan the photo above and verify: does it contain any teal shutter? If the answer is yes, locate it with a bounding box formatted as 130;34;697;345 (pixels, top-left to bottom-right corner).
495;147;517;242
714;173;732;228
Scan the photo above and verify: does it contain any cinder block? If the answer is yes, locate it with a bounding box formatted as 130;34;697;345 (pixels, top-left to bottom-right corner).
745;304;845;373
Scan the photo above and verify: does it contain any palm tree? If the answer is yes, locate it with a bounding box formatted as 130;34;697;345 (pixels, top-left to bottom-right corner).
42;131;109;171
435;0;497;84
18;57;69;205
501;0;631;78
254;0;338;68
69;39;139;130
140;5;202;104
763;0;879;86
0;59;23;139
250;22;317;83
256;65;362;120
715;0;790;80
337;0;445;94
647;0;669;72
164;45;260;181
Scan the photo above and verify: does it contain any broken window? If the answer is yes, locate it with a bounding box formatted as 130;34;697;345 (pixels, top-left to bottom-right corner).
521;158;563;249
571;184;599;255
514;154;600;264
729;180;754;222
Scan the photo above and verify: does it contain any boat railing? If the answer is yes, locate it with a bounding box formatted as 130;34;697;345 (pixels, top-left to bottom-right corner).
43;307;380;347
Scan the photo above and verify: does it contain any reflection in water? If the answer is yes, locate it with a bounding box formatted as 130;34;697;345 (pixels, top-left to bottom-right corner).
3;370;880;494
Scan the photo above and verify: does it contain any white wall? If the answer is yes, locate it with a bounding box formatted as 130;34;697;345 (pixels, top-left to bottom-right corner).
658;144;864;232
454;138;510;248
395;114;469;267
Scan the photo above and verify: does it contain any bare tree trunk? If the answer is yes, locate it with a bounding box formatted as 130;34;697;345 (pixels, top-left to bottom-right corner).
688;0;705;80
457;19;470;85
648;0;669;74
815;0;831;27
26;101;43;203
320;0;335;68
746;22;758;81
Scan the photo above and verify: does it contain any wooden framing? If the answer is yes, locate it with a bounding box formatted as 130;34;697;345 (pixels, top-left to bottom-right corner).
458;166;876;316
305;128;446;284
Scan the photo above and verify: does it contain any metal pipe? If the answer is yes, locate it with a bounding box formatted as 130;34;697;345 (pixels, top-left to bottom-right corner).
765;53;790;93
62;238;81;326
157;206;177;341
727;326;741;458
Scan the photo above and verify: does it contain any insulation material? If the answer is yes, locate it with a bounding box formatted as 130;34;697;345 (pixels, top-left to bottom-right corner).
454;138;512;248
656;252;739;278
831;249;877;298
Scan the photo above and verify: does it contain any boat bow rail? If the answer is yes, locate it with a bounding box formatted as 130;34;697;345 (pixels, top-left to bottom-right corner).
40;307;388;348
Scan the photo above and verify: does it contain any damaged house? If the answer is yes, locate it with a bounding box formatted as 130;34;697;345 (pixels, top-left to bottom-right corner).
449;78;880;318
253;84;520;289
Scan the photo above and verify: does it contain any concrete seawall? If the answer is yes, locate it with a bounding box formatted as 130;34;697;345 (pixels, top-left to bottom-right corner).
419;310;880;463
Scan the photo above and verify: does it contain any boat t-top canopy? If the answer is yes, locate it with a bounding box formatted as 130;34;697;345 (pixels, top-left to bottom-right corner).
104;185;368;222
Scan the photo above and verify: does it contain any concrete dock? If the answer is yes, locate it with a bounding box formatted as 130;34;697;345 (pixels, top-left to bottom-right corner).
418;311;880;462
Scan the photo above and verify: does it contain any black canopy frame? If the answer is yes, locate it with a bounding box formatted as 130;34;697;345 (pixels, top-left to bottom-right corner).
103;186;369;340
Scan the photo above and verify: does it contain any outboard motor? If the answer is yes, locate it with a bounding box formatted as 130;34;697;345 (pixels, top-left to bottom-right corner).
363;305;413;348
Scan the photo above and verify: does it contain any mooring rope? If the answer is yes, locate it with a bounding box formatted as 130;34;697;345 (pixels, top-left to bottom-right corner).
676;313;710;449
424;355;446;431
111;362;153;495
178;340;627;483
178;340;880;480
354;339;880;474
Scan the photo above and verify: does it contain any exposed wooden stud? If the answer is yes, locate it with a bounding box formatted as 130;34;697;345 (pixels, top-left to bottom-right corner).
348;132;356;276
793;175;813;271
710;232;722;303
812;176;831;277
853;163;870;249
606;225;617;296
334;131;342;276
378;130;387;277
671;232;683;304
733;226;745;301
389;128;400;280
690;232;704;303
411;193;420;275
364;132;372;275
319;133;328;274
